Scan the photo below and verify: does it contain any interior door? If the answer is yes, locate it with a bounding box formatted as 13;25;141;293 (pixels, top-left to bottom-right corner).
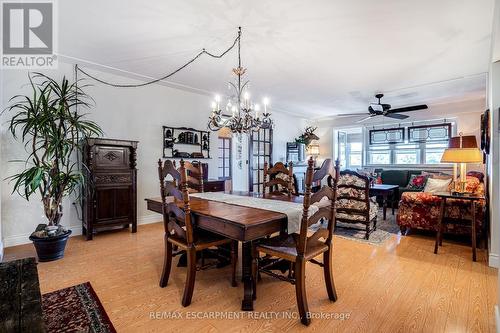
337;131;347;169
249;127;273;193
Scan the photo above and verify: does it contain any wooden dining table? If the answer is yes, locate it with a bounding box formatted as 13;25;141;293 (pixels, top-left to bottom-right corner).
145;191;303;311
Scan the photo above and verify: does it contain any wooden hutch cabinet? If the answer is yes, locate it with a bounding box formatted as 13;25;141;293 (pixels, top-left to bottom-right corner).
82;138;138;240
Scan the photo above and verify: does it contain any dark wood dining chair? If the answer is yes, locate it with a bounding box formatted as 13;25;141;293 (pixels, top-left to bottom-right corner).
263;161;294;196
253;158;340;326
335;170;378;239
158;159;237;307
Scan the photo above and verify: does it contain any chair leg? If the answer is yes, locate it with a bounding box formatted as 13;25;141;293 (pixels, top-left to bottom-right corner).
231;241;238;287
365;222;370;240
159;237;173;288
182;248;197;307
373;217;378;231
295;258;311;326
323;249;338;301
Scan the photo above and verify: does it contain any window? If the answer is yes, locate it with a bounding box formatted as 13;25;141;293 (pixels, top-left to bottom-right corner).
349;142;362;168
218;137;231;179
424;142;448;164
365;121;455;166
336;129;363;169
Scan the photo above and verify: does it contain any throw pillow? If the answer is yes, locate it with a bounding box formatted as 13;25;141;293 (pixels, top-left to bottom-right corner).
464;176;480;193
407;174;428;190
421;171;453;180
423;177;452;193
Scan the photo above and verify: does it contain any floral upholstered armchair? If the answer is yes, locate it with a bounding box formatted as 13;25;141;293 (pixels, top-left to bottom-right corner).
336;171;379;239
397;175;486;236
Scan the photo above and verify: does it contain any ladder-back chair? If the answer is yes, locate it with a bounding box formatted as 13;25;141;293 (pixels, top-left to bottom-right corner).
254;158;340;326
158;159;237;307
263;161;294;196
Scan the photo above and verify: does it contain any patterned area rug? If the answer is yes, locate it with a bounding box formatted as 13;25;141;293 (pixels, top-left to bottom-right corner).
42;282;116;333
311;209;400;245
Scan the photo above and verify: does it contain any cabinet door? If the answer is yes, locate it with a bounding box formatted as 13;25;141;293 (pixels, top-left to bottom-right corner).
94;146;129;169
95;187;132;223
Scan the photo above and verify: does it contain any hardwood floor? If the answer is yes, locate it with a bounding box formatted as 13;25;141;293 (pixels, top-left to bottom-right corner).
4;222;497;332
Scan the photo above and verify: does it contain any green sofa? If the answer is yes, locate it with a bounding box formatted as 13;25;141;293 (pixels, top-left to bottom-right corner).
379;169;423;201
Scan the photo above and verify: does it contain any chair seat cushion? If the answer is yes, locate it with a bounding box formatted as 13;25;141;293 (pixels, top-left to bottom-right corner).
168;228;232;250
256;234;329;262
336;197;378;222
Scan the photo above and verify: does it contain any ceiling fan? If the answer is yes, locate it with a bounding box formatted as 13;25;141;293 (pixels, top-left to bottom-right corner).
338;93;428;123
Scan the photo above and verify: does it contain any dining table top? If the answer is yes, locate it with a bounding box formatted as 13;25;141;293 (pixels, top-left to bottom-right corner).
145;191;304;241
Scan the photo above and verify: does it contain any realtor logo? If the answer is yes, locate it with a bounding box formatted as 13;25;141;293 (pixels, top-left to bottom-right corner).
1;1;57;68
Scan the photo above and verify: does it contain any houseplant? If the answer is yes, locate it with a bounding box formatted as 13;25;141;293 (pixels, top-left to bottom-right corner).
4;73;102;261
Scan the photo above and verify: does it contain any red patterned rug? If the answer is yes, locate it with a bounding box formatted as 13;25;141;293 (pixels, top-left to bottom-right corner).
42;282;116;333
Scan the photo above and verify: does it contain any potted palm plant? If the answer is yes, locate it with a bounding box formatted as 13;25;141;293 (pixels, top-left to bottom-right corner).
4;73;102;261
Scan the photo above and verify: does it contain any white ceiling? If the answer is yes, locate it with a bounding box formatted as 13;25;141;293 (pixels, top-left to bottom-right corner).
58;0;495;118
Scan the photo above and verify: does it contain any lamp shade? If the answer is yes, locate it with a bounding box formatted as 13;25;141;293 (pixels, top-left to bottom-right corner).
308;143;320;156
440;148;483;163
447;135;478;149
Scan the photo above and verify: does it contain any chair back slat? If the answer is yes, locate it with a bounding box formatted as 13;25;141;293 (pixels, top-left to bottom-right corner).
296;158;340;256
158;159;195;244
307;207;332;227
263;161;294;196
310;186;334;205
183;161;204;192
165;182;183;201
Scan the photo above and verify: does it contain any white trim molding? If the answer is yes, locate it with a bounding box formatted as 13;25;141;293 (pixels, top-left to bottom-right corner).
3;215;162;248
495;305;500;333
489;253;500;268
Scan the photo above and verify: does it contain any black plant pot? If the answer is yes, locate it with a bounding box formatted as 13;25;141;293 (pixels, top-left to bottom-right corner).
29;227;72;262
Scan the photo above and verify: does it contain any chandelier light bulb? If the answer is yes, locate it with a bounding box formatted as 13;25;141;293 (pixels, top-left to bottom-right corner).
255;104;261;111
263;97;269;113
211;101;217;111
215;95;221;102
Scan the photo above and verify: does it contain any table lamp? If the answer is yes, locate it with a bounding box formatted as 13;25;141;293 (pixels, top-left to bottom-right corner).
308;142;320;166
440;134;483;194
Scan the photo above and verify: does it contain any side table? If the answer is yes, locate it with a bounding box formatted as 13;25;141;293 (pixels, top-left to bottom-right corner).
433;192;485;261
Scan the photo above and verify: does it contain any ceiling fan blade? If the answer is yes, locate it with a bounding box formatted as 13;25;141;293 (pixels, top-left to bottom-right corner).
384;113;409;120
356;115;377;123
389;104;428;113
336;113;369;117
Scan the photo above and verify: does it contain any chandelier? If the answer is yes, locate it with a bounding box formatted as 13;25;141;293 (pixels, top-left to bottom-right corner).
208;27;273;134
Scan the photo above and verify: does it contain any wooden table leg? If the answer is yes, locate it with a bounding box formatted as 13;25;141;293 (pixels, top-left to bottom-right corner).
472;201;477;262
435;198;446;254
241;241;254;311
392;189;397;215
382;193;387;220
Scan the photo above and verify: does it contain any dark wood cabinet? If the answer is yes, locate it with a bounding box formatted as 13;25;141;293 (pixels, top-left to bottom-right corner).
203;179;225;192
82;138;138;240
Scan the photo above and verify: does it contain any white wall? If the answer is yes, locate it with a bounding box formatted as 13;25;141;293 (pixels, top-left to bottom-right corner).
0;61;305;247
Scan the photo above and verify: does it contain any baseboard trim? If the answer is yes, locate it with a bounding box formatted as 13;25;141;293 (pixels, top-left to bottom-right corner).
3;224;83;248
3;215;162;248
489;253;500;268
495;305;500;333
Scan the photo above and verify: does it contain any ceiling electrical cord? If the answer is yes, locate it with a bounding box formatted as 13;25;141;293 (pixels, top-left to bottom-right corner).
76;28;241;88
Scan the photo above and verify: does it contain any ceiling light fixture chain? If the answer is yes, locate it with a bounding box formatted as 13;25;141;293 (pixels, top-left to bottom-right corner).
75;29;241;88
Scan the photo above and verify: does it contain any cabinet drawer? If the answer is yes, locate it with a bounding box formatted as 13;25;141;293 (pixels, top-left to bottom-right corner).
93;145;129;169
204;180;225;192
94;173;133;185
